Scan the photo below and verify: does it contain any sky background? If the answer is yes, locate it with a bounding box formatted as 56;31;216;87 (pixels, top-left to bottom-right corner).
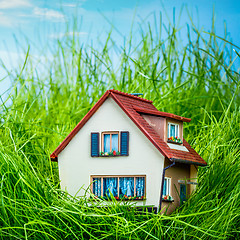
0;0;240;97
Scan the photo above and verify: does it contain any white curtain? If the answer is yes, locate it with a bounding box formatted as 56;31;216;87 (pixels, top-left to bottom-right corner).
103;177;118;197
93;178;101;196
119;177;134;196
136;177;145;197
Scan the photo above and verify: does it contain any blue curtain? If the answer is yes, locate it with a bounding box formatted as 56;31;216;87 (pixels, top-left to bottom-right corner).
112;134;119;151
170;125;176;137
103;177;118;197
93;178;101;197
136;177;145;197
104;134;110;152
163;179;167;196
119;177;134;196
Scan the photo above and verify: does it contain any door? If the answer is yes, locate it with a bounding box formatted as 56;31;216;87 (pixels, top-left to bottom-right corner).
180;184;187;205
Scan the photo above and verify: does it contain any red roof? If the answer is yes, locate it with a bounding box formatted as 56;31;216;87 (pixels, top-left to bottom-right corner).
133;106;191;122
50;89;207;166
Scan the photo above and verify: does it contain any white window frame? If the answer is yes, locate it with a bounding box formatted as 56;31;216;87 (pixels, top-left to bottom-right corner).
168;122;179;138
101;131;120;152
91;175;146;199
163;177;171;196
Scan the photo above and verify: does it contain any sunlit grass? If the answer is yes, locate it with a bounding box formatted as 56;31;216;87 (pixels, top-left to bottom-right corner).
0;10;240;239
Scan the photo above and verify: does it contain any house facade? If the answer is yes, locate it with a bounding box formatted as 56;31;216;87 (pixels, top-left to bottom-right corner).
51;90;207;213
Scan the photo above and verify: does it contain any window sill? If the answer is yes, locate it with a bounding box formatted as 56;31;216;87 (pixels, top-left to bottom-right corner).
98;151;128;157
167;140;182;145
162;198;174;202
93;196;146;201
92;154;128;157
99;155;123;157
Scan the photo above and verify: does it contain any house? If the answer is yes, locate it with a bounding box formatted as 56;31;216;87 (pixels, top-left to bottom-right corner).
50;89;207;213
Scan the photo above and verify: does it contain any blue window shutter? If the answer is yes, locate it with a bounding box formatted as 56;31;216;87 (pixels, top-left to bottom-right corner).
120;131;129;156
91;132;99;157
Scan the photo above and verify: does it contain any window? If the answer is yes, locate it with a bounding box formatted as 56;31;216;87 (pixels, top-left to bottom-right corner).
91;131;129;157
163;177;171;196
91;175;146;200
168;123;179;138
167;123;182;144
102;132;119;153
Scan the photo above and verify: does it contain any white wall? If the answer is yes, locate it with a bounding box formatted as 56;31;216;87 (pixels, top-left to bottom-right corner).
58;97;164;207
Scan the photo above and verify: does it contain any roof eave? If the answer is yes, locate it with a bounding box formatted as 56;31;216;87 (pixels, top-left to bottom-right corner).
169;157;207;166
134;106;191;122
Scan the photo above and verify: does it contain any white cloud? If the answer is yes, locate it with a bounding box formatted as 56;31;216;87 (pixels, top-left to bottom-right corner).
33;7;66;22
62;3;77;8
0;12;13;26
62;1;86;8
0;0;31;9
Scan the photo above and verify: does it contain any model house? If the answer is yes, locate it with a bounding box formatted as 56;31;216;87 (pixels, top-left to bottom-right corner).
50;89;207;213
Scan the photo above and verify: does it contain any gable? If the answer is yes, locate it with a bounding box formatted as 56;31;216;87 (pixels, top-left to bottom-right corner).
58;97;163;160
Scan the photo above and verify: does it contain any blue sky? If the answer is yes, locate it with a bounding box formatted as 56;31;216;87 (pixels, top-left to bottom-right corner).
0;0;240;97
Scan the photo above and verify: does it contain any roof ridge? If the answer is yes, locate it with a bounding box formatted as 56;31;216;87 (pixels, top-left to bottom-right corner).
109;89;153;103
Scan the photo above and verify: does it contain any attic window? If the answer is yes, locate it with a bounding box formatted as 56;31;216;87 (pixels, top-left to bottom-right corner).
91;175;146;200
167;122;182;144
168;123;179;138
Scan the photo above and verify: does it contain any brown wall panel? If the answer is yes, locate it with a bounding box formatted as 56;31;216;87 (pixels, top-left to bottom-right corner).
161;158;190;214
141;115;166;140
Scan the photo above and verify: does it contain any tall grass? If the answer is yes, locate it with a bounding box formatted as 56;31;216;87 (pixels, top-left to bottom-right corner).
0;10;240;239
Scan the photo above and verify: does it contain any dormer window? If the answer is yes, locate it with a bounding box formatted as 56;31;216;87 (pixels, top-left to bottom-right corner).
168;123;179;138
167;122;183;144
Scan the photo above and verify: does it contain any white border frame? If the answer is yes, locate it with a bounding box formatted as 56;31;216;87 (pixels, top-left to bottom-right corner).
168;122;179;138
163;177;171;196
91;175;146;198
101;131;120;152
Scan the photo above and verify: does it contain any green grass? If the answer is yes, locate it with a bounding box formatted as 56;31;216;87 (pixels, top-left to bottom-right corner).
0;11;240;239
